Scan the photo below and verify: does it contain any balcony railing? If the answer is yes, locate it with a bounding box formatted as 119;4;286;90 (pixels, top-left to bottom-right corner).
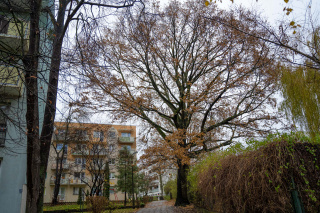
119;137;135;143
50;178;88;185
89;149;108;156
0;66;23;97
53;134;89;141
69;178;88;185
72;150;89;155
0;20;29;54
51;163;69;170
50;178;69;185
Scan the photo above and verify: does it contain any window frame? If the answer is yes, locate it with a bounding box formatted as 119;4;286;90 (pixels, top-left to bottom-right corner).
110;172;115;179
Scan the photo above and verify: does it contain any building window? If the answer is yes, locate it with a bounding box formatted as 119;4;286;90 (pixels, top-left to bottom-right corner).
108;131;116;138
108;144;114;152
93;131;104;141
58;187;65;201
57;144;63;150
74;172;85;179
75;158;86;169
75;144;87;151
94;173;103;180
57;158;67;164
0;109;7;147
93;158;103;167
110;172;115;179
110;186;114;194
121;132;131;137
109;158;115;165
0;15;9;34
73;187;84;195
121;145;131;151
56;144;68;154
76;130;87;137
58;129;66;136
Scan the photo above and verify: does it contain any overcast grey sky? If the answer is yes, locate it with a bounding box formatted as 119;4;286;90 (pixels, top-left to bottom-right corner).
160;0;319;27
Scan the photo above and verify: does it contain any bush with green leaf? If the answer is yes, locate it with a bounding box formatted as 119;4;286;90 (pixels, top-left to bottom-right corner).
188;133;320;213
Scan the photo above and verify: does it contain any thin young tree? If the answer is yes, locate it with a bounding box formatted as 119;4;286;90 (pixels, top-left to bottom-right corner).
115;147;137;207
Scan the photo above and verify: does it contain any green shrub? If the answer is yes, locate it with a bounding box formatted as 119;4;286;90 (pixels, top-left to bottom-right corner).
164;179;177;199
188;133;320;213
86;196;108;213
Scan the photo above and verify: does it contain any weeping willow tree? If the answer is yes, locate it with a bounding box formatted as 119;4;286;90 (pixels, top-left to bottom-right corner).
281;28;320;137
281;65;320;137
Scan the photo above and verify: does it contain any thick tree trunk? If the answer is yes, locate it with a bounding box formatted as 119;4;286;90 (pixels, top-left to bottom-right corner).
175;161;190;206
159;171;163;196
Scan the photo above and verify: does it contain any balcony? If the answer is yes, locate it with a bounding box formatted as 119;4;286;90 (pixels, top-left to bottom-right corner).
0;66;23;97
51;163;69;170
0;20;29;54
50;178;69;185
90;164;106;171
119;148;137;155
89;149;108;156
49;178;88;185
69;178;88;185
72;150;89;155
119;137;135;143
0;0;31;11
53;134;89;142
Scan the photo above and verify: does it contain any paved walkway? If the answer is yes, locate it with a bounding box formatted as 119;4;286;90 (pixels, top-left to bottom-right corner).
137;200;175;213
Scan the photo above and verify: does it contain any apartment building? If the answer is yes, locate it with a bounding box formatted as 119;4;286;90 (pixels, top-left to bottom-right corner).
43;122;137;203
145;169;176;197
0;1;52;212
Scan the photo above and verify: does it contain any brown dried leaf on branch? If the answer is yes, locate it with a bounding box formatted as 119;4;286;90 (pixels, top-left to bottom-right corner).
75;0;279;205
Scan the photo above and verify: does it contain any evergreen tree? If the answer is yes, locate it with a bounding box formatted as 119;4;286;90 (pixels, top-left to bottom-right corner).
115;147;138;206
77;188;83;205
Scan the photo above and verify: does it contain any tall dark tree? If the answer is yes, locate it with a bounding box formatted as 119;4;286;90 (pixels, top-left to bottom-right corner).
0;0;142;212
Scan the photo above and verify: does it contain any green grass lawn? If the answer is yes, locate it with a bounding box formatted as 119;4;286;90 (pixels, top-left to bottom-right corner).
43;204;87;211
43;204;140;212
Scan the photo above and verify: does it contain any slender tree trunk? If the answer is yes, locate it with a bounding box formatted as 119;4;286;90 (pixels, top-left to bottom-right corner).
24;0;42;212
175;161;190;206
124;163;127;207
52;154;63;205
104;162;110;199
37;2;66;210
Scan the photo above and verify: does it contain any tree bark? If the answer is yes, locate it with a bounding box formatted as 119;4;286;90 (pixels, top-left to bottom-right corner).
52;153;63;205
159;170;163;197
104;162;110;199
24;0;42;212
175;161;190;206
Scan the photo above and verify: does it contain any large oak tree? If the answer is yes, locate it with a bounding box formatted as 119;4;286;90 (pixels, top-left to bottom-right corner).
78;0;279;206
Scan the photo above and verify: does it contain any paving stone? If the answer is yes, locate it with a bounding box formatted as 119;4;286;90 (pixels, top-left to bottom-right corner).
137;201;175;213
